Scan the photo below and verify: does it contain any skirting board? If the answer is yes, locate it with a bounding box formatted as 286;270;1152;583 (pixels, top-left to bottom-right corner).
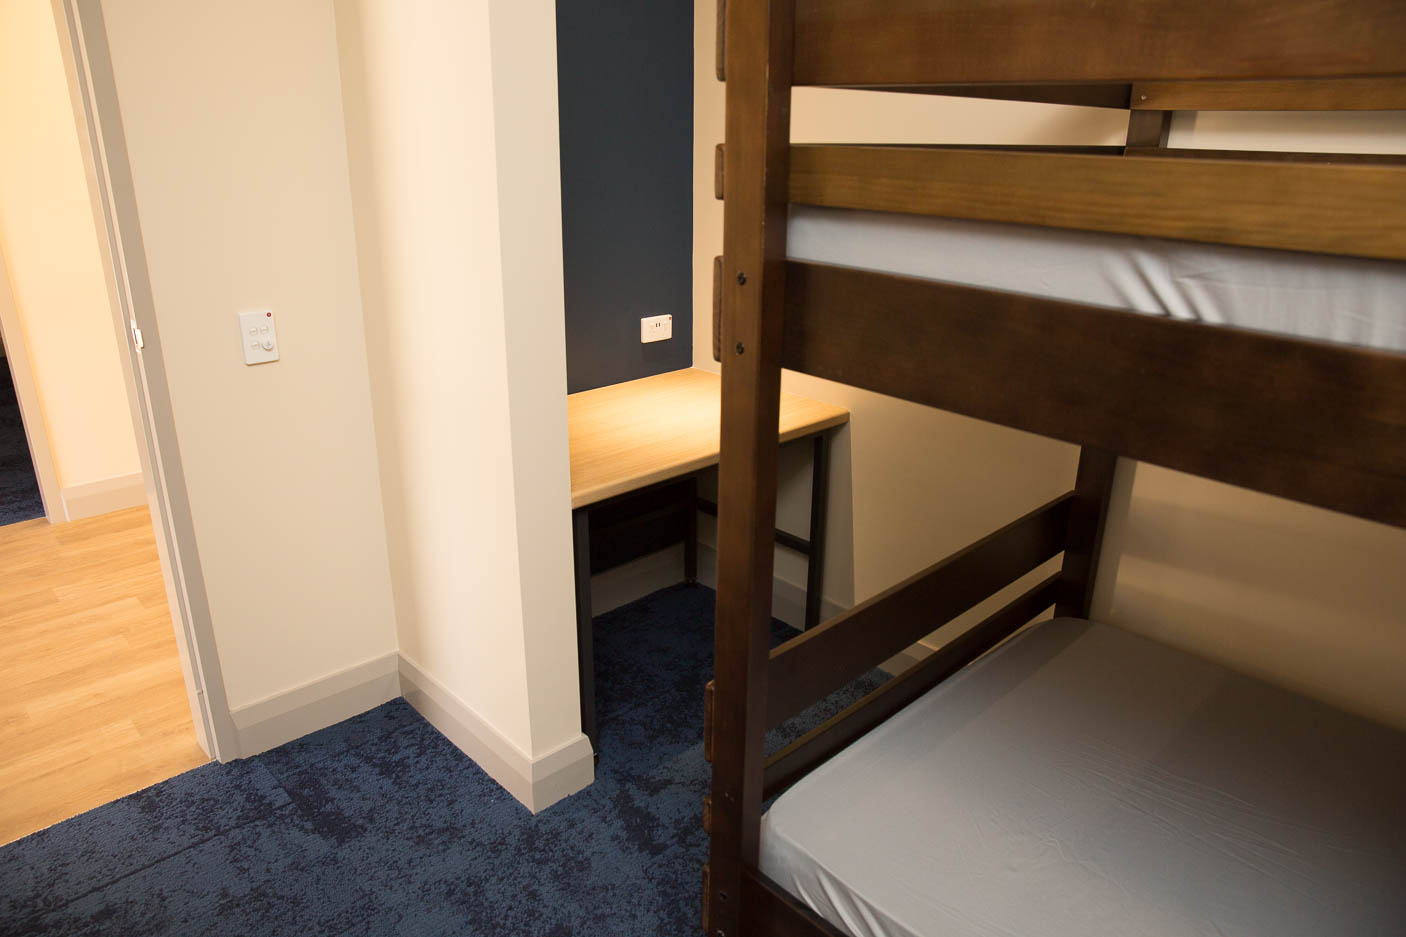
695;542;846;629
594;539;850;628
590;544;687;616
227;650;594;814
398;654;594;813
228;651;401;758
62;472;146;521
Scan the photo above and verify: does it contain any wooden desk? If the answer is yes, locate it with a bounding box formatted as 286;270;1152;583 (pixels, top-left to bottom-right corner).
568;368;849;750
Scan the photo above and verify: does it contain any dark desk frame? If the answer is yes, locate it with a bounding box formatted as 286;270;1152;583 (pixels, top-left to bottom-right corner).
572;429;833;751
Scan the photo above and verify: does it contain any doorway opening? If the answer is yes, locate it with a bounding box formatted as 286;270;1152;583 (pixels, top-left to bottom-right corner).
0;0;230;845
0;324;44;527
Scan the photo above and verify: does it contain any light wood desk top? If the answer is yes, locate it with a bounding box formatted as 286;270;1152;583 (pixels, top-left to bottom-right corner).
568;368;849;509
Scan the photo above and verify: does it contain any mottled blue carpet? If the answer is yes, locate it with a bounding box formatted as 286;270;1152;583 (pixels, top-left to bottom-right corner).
0;584;883;936
0;357;45;527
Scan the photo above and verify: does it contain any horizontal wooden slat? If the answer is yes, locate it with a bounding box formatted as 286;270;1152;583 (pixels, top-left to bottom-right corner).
714;143;725;200
788;145;1406;261
785;142;1406;165
1121;147;1406;166
782;260;1406;529
764;574;1061;799
1133;77;1406;111
766;494;1072;728
741;867;851;937
873;78;1406;111
793;0;1406;87
850;82;1133;108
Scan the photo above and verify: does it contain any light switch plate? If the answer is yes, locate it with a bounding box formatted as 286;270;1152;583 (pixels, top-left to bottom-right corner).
239;310;279;365
641;314;672;343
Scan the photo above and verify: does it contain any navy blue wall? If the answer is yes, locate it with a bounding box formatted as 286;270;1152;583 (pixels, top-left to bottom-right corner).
556;0;694;394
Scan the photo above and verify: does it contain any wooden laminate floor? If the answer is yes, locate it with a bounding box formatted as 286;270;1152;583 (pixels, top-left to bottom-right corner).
0;507;208;846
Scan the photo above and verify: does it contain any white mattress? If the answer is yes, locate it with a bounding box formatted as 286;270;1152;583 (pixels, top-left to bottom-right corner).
788;206;1406;353
759;618;1406;937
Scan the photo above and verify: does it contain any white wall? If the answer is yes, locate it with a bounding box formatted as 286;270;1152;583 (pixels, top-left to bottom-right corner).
692;0;1406;728
335;0;584;770
0;0;139;505
96;0;399;714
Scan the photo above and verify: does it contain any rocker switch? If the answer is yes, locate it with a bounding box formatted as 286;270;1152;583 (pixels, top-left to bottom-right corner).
239;310;280;365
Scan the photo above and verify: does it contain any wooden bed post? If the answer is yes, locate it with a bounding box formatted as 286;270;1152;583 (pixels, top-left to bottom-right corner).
1057;110;1175;618
1057;111;1173;620
706;0;795;935
1055;447;1117;619
1124;109;1173;150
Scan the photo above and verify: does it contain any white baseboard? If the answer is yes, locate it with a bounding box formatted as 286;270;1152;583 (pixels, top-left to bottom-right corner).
695;542;846;630
61;472;146;521
590;544;687;616
224;649;592;814
228;651;400;757
588;540;851;629
398;654;594;814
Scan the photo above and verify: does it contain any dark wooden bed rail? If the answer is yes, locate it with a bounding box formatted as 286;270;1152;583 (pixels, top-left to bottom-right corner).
762;571;1063;799
810;79;1406;111
766;493;1072;728
781;260;1406;529
717;254;1406;529
787;0;1406;88
789;145;1406;261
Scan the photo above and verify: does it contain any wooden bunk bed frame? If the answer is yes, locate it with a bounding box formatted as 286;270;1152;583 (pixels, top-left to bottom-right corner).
702;2;1406;935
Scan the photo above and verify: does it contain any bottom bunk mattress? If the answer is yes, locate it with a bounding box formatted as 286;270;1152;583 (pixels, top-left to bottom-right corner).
759;618;1406;937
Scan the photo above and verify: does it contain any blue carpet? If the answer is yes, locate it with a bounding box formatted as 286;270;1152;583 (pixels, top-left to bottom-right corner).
0;357;45;527
1;584;884;936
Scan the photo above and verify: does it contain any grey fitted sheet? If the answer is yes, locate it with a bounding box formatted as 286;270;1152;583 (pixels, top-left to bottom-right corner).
759;618;1406;937
787;206;1406;353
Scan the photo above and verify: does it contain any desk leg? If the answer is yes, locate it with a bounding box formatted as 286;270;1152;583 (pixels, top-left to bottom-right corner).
572;508;597;753
684;476;699;584
804;432;831;631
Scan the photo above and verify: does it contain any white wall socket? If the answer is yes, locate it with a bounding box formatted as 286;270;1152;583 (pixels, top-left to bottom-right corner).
640;314;672;343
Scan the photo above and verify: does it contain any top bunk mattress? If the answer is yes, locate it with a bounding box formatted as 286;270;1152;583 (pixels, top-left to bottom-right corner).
759;618;1406;937
787;206;1406;354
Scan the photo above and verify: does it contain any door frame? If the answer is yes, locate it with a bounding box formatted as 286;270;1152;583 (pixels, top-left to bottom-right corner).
51;0;239;761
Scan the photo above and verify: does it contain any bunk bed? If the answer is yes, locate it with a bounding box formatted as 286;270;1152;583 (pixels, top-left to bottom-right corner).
702;2;1406;936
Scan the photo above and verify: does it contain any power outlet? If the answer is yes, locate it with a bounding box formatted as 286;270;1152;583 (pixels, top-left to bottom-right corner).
640;314;672;344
